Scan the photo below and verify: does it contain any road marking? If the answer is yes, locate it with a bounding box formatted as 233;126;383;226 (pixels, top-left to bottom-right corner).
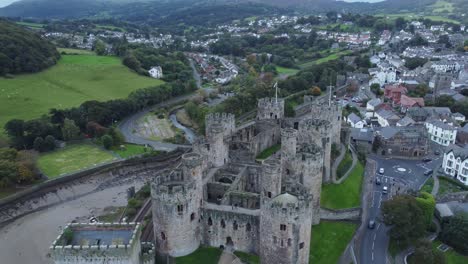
377;224;381;231
372;252;374;261
372;241;375;250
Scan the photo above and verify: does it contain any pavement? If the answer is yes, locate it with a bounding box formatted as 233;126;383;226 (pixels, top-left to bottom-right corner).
357;153;443;264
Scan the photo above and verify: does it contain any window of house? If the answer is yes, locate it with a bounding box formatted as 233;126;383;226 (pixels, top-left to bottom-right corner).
208;217;213;226
267;192;272;198
190;213;195;221
281;239;284;247
233;221;238;230
280;224;287;231
246;223;251;232
299;242;305;249
273;236;277;244
221;219;226;228
161;232;166;240
288;238;292;246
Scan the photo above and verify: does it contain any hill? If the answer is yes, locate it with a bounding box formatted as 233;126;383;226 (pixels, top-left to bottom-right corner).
0;19;59;75
0;52;164;138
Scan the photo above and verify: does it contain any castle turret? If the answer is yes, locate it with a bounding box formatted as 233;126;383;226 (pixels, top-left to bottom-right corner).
151;153;203;257
257;97;285;121
261;159;282;201
297;143;323;224
204;113;235;167
260;191;313;264
281;128;298;182
299;119;332;183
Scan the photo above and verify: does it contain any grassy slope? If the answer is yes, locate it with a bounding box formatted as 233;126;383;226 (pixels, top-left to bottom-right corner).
175;247;222;264
321;161;364;209
432;241;468;264
275;66;299;75
0;54;163;138
299;50;352;69
310;221;358;264
336;150;353;179
256;144;281;160
57;48;96;55
37;143;117;178
111;143;148;158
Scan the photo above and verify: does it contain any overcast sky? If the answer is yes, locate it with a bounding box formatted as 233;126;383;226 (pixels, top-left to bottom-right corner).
0;0;18;8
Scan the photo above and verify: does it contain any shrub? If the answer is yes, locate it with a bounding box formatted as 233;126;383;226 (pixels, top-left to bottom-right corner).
101;135;114;150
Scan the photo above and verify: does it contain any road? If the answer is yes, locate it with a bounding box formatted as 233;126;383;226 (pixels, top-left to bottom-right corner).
358;154;443;264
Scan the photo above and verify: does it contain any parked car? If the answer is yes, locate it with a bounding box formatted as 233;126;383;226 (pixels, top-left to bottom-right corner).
379;168;385;174
382;186;388;194
434;151;440;156
424;170;433;176
376;178;381;185
422;158;432;163
368;219;376;229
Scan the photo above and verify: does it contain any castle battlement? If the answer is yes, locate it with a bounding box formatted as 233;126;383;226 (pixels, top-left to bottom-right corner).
268;192;311;215
182;152;203;168
206;113;235;127
281;128;298;139
297;143;323;161
258;97;285;106
263;159;281;174
300;119;331;133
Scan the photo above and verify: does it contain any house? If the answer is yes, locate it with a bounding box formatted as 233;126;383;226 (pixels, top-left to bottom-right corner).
400;95;425;113
375;109;400;127
148;66;163;79
375;126;429;157
453;113;466;123
397;116;415;127
384;84;408;105
346;113;365;128
457;124;468;145
442;145;468;185
425;120;458;146
366;98;382;112
350;128;374;153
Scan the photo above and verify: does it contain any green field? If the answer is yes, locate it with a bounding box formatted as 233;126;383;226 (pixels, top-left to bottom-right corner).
310;221;357;264
0;55;163;138
432;240;468;264
57;48;96;55
429;1;454;13
336;150;353;179
438;177;468;195
376;13;460;24
175;247;222;264
299;50;353;69
111;143;149;158
15;21;45;29
37;143;117;178
421;177;434;194
275;66;299;76
321;161;364;209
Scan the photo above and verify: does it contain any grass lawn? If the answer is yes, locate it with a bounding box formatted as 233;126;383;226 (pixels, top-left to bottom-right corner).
275;66;299;76
299;50;352;69
234;251;260;264
256;144;281;160
112;143;149;158
321;161;364;209
15;21;45;29
421;177;434;194
175;246;222;264
0;54;164;139
57;48;96;55
37;143;117;178
336;150;353;179
430;1;454;13
438;177;468;195
432;240;468;264
310;221;357;264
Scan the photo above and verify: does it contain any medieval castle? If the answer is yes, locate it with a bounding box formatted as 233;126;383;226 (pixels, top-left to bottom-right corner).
151;94;342;263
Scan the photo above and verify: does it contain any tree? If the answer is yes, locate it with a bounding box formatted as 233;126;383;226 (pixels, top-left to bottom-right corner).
44;135;56;151
408;34;429;46
123;53;142;73
101;135;113;150
17;164;34;184
371;83;382;96
408;84;430;97
411;240;446;264
61;118;80;141
4;119;24;138
310;86;322;96
382;195;426;248
415;192;435;228
434;95;455;108
440;213;468;254
108;127;124;146
33;137;45;152
94;40;106;56
0;160;17;188
405;57;428;70
437;35;451;48
395;17;406;30
0;148;18;161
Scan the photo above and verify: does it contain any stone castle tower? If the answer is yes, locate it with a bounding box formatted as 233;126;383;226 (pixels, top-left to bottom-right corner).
260;185;313;264
151;153;204;257
257;97;285;121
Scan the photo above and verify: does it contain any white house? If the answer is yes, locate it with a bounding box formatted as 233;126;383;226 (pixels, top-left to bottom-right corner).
346;113;365;128
425;120;458;146
453;113;466;123
442;145;468;186
148;66;163;79
375;109;400;127
366;98;382;112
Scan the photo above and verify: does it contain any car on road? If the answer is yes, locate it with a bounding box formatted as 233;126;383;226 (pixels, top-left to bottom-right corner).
368;220;376;229
422;158;432;163
379;168;385;174
382;186;388;194
376;178;381;185
424;169;433;176
434;151;440;155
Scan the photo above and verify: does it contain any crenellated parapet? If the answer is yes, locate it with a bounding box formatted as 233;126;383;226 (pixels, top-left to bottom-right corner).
205;112;235;137
257;97;285;121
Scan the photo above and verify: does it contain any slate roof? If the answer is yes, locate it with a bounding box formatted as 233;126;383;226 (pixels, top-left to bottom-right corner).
397;116;415;126
347;113;362;124
445;144;468;161
350;128;374;142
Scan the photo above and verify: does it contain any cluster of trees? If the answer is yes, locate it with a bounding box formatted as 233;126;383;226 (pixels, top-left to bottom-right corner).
0;19;60;75
405;57;428;70
440;213;468;255
5;81;197;150
430;95;468;117
0;148;38;188
381;193;435;248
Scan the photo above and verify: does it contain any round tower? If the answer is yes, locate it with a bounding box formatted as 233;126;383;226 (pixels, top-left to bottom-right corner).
260;192;313;264
257;97;285;121
299;119;332;183
151;153;203;257
261;159;282;201
281;128;298;182
297;143;323;225
205;113;235;167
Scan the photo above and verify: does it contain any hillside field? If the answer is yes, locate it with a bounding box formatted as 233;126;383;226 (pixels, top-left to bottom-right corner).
0;54;163;138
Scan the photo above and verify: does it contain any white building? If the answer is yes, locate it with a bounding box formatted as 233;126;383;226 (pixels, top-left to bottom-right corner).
442;145;468;186
425;120;458;146
346;113;365;128
366;98;382;112
375;109;400;127
148;66;163;79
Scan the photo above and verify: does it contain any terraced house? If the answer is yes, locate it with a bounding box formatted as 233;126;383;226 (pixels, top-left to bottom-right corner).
442;145;468;186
